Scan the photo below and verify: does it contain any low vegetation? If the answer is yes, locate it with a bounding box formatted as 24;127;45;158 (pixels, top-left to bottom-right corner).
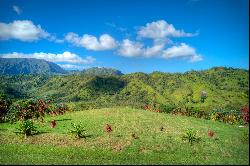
0;108;248;164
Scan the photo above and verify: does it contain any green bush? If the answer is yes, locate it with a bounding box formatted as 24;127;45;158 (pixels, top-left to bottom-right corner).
15;119;38;138
182;128;201;145
69;122;87;138
159;103;176;113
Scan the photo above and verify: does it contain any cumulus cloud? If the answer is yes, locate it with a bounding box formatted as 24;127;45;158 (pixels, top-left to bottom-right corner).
117;39;144;57
117;40;202;62
0;51;95;64
65;32;117;50
13;5;22;15
137;20;197;39
144;43;165;57
162;43;202;62
0;20;49;41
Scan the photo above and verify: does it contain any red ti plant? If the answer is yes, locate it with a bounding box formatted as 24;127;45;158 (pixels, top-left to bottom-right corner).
241;105;249;124
105;124;112;133
105;124;113;146
208;130;215;138
50;120;57;128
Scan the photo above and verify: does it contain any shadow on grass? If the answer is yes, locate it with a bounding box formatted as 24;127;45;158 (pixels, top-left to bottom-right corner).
74;134;93;139
33;131;50;135
13;130;50;136
56;118;72;122
0;128;8;131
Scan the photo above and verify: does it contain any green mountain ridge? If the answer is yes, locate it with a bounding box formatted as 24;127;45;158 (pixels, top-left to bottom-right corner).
0;66;248;112
0;58;67;75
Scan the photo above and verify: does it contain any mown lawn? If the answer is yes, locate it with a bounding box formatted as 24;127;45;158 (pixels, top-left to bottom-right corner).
0;107;249;165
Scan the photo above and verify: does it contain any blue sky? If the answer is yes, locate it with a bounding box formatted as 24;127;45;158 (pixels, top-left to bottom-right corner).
0;0;249;73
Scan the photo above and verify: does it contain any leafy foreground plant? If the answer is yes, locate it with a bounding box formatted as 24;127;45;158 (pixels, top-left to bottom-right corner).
182;128;201;145
69;122;87;139
15;120;39;138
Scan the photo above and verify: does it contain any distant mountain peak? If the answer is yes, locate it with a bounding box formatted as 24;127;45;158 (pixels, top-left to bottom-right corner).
0;58;66;75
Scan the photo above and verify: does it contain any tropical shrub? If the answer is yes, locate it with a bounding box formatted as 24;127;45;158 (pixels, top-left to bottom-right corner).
16;119;38;138
182;128;201;145
159;103;176;113
50;120;57;128
105;124;113;133
241;105;249;124
6;98;70;122
69;122;87;138
221;114;238;124
0;94;12;122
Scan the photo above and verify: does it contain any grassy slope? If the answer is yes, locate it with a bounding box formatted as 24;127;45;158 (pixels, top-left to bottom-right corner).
0;107;249;165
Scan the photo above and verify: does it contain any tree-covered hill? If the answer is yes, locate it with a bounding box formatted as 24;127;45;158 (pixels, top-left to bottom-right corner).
0;58;66;75
81;67;123;76
0;66;248;111
27;67;249;111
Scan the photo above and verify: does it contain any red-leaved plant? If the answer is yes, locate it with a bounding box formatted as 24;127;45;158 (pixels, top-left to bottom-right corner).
50;120;56;128
241;105;249;124
105;124;112;133
208;130;215;138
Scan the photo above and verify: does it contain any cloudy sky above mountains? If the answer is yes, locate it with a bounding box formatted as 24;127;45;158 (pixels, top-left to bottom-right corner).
0;0;248;73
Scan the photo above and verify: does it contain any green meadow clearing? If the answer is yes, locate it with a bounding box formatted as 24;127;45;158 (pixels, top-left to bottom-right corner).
0;107;249;165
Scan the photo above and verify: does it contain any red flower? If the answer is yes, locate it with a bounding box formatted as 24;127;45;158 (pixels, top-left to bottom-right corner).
50;120;56;128
105;124;112;133
208;130;214;137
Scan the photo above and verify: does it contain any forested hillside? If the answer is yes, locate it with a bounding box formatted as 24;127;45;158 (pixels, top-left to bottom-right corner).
0;58;66;75
0;66;248;112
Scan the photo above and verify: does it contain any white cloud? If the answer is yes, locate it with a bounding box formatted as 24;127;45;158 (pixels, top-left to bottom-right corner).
117;39;165;57
0;51;95;64
13;5;22;15
144;44;165;57
117;39;143;57
137;20;197;39
0;20;49;41
162;43;202;62
59;64;85;69
65;32;117;50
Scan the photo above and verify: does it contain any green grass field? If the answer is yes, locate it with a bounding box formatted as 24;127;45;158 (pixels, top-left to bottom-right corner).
0;107;249;165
